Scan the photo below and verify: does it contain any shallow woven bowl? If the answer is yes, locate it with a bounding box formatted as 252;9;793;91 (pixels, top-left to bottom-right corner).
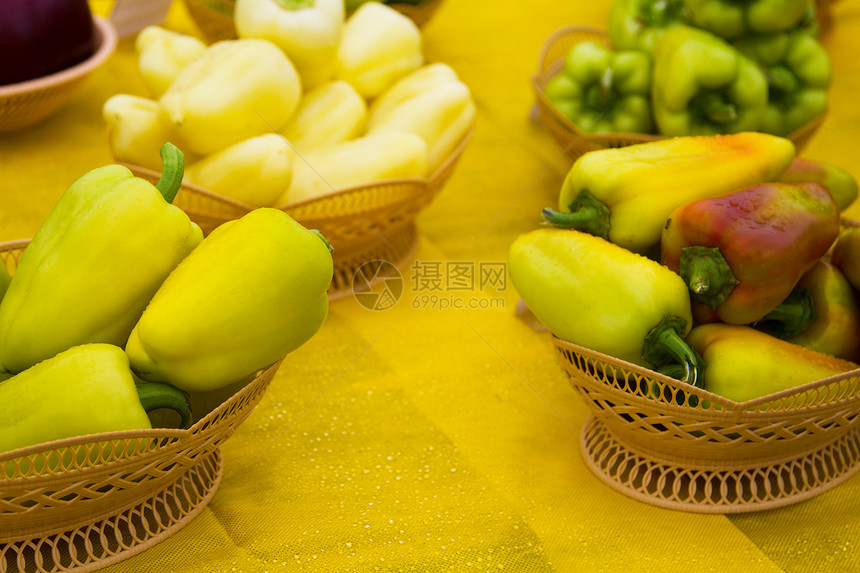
552;335;860;513
0;16;117;134
0;239;282;572
531;26;827;163
183;0;444;43
114;128;473;298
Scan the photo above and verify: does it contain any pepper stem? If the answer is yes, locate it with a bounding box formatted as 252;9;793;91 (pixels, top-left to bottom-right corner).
310;229;333;253
699;92;738;124
275;0;315;9
641;315;705;389
680;246;739;310
754;288;817;339
136;382;193;429
155;142;185;205
541;189;611;240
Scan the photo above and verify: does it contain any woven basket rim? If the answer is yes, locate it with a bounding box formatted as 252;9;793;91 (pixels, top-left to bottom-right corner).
553;335;860;415
114;125;474;215
0;16;117;97
531;25;827;147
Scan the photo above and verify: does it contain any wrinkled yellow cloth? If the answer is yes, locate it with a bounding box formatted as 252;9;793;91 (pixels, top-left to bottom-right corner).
2;0;860;571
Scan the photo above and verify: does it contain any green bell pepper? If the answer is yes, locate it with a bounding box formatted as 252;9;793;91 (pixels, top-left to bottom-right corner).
652;26;768;136
0;144;203;375
608;0;690;52
126;208;333;392
0;344;192;455
544;40;653;134
683;0;811;40
508;228;704;388
733;30;831;136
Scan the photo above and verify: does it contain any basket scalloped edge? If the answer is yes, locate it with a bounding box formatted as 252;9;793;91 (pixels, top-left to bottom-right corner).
552;334;860;418
530;25;827;156
0;351;282;482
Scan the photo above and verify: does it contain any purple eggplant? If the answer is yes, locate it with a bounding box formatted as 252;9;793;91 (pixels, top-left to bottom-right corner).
0;0;95;85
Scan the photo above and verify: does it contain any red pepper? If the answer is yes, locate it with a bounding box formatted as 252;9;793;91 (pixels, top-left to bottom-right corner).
661;181;840;325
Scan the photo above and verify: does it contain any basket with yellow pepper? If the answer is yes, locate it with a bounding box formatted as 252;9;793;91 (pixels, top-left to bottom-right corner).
0;147;333;569
104;1;475;297
532;0;832;161
510;131;860;513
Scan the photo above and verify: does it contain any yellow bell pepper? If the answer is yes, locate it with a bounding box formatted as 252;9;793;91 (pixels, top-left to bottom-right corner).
233;0;344;91
185;134;293;207
368;63;460;125
542;132;796;254
280;80;367;151
159;39;302;156
367;80;475;174
103;94;178;172
335;1;423;99
135;26;207;98
275;132;427;205
0;144;202;374
0;344;192;456
688;323;858;404
125;208;333;392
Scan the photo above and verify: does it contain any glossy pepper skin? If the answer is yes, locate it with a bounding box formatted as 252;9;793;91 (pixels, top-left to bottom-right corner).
0;265;8;302
0;144;202;375
688;323;858;403
682;0;810;40
831;227;860;292
543;40;653;134
508;228;703;387
661;181;840;325
608;0;690;52
651;26;768;136
126;208;333;392
135;26;206;98
778;157;858;211
734;31;831;137
756;260;860;362
0;344;192;455
542;132;795;254
233;0;344;91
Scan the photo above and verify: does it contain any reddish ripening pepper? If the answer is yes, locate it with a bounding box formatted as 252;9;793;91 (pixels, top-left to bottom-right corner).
661;181;840;325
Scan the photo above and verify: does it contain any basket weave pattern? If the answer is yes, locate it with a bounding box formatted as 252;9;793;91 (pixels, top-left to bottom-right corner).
0;241;281;570
531;26;826;162
553;336;860;512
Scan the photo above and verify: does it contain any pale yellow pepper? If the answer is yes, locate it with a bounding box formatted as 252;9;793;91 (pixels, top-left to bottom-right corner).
335;2;423;98
159;39;302;156
136;26;207;98
276;132;427;205
185;134;293;207
367;81;475;174
368;63;460;125
103;94;179;171
280;80;367;151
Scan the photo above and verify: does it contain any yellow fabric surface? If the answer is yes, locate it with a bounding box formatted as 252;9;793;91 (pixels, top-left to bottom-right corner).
2;0;860;571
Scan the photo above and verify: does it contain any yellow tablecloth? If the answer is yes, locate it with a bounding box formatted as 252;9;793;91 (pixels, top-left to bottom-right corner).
3;1;860;571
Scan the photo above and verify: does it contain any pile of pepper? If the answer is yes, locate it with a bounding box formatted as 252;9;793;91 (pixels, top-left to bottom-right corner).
104;1;475;209
544;0;830;137
0;144;334;456
510;132;860;405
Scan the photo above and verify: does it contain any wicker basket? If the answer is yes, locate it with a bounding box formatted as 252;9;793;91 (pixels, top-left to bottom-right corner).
552;335;860;513
0;17;117;134
0;240;282;571
531;26;827;163
183;0;444;43
116;128;473;299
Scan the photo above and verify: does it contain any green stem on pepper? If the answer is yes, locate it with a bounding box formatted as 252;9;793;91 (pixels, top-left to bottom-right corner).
680;245;740;309
541;189;611;240
642;314;705;389
136;381;193;429
155;142;184;205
